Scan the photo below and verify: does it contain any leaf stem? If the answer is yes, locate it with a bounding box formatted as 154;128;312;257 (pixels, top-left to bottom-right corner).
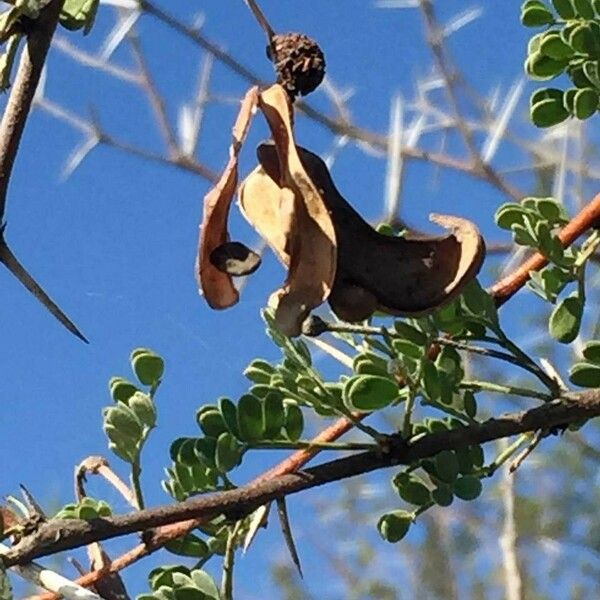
221;522;241;600
246;439;378;451
130;458;144;510
484;433;531;477
460;380;552;402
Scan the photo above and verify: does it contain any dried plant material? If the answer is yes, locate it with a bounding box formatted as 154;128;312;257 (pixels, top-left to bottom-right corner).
238;164;290;265
248;142;485;322
248;84;336;335
196;86;259;309
267;33;326;99
209;241;262;277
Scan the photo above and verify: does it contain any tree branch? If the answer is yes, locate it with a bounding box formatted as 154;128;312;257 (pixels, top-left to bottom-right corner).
7;390;600;567
0;0;62;220
0;0;87;342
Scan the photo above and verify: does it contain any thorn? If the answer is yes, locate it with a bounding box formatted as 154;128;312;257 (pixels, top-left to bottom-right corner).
0;237;89;343
276;498;303;578
19;484;47;520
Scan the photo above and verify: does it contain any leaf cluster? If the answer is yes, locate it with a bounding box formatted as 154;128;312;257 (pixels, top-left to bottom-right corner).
523;0;600;126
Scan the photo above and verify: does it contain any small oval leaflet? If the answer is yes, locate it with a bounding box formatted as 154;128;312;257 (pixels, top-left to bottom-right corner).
377;510;412;543
344;375;400;411
569;361;600;387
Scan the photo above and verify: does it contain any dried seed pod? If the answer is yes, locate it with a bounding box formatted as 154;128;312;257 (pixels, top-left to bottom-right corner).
267;33;326;98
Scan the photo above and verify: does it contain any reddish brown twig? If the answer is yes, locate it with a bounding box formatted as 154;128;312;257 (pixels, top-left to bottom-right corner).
490;192;600;306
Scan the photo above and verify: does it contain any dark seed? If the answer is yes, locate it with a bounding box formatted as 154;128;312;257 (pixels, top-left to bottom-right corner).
209;242;262;276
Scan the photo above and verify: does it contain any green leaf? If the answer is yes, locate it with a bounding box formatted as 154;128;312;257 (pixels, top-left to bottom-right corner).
60;0;99;34
244;359;275;384
189;570;220;599
540;31;574;59
131;349;164;386
567;63;593;88
552;0;576;18
129;391;156;428
549;292;583;343
104;403;143;441
470;445;485;468
215;432;242;473
573;0;595;18
526;52;567;80
528;32;545;55
521;3;555;26
568;23;597;55
460;280;498;326
171;437;196;464
453;476;483;500
283;403;304;441
393;321;428;345
582;340;600;363
512;222;538;246
218;397;240;438
569;361;600;386
393;473;432;505
109;376;139;403
434;450;460;483
456;447;475;474
353;351;390;377
194;437;217;469
377;510;412;543
463;390;477;418
391;338;423;360
535;197;569;224
528;264;573;302
421;360;441;402
344;375;399;411
574;87;599;119
432;485;454;507
582;61;600;88
197;407;227;438
495;203;528;230
237;394;265;441
531;95;570;127
263;391;285;438
149;567;191;592
435;346;464;386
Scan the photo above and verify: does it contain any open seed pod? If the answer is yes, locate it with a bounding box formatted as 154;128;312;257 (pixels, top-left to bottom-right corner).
240;142;486;324
197;87;259;309
252;84;337;336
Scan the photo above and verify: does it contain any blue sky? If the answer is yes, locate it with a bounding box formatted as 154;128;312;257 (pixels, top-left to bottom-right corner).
1;1;585;597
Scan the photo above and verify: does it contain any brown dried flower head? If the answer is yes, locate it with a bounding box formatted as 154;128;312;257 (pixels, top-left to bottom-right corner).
267;33;326;98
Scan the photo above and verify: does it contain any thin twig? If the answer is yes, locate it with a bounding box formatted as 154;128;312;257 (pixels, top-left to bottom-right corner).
418;0;521;201
127;29;180;157
75;456;137;510
243;0;275;41
499;439;524;600
509;429;545;473
220;521;241;600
